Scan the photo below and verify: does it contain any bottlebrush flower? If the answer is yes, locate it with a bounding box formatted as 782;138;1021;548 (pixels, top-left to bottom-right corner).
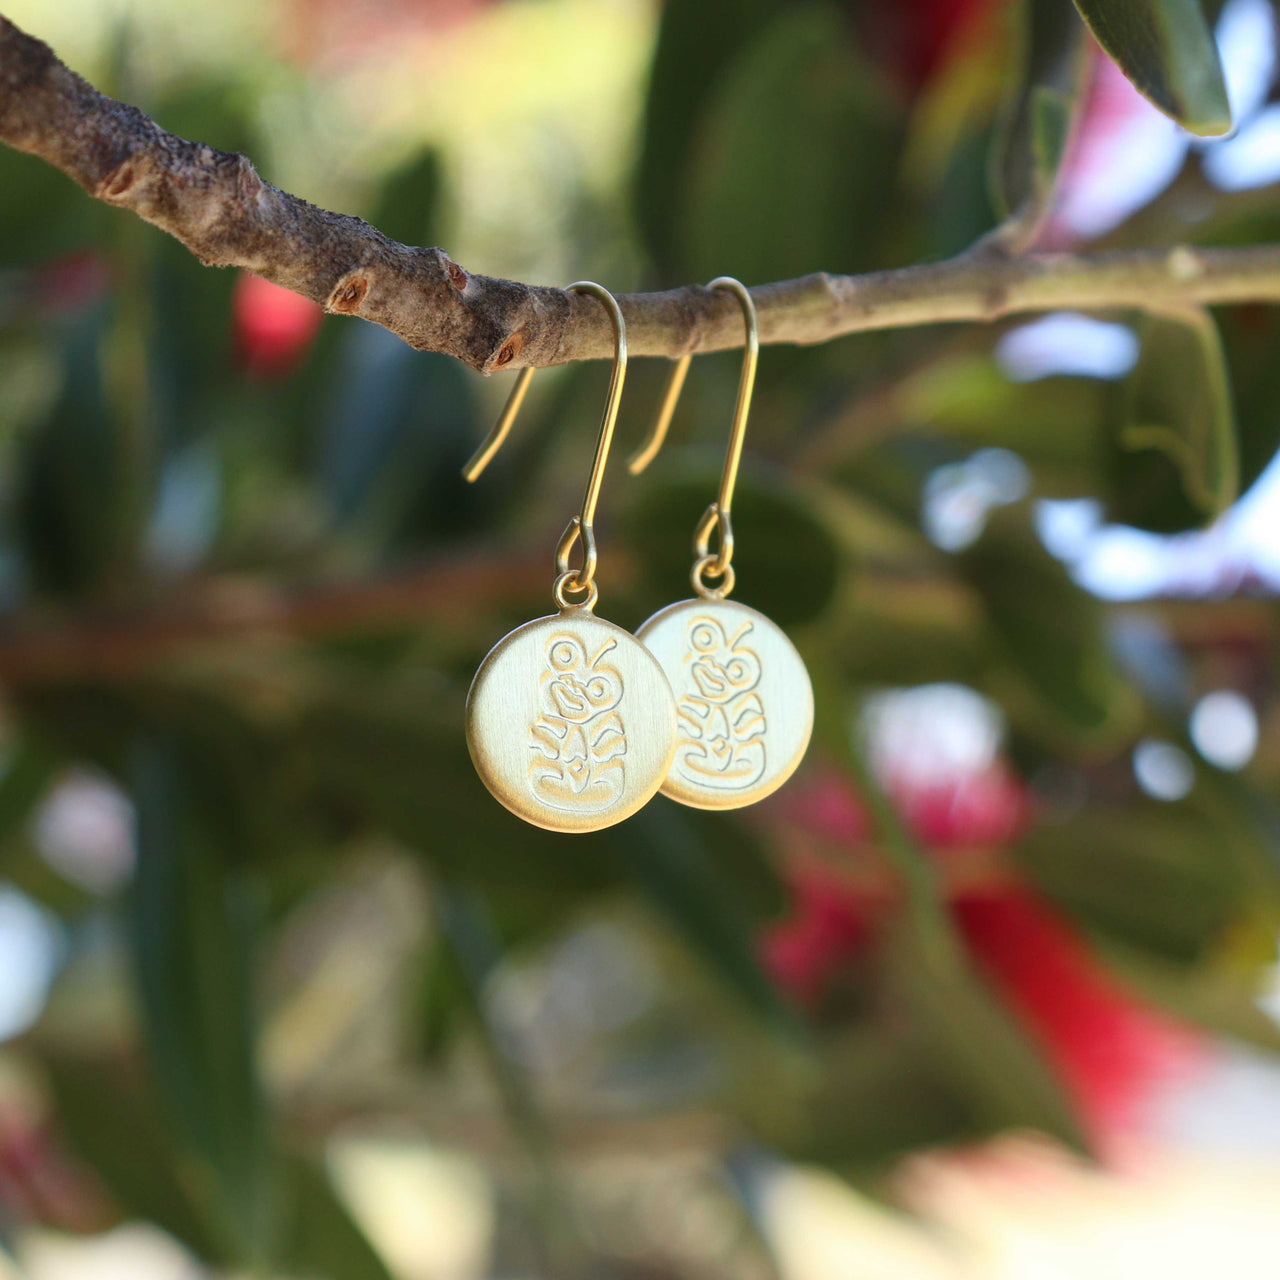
759;866;874;1004
855;0;999;94
761;761;1201;1140
1038;45;1189;247
890;761;1032;850
955;890;1205;1138
232;272;323;378
0;1104;114;1234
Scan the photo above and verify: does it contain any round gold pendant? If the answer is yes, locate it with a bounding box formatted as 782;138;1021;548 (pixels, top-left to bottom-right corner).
467;609;677;833
636;598;813;810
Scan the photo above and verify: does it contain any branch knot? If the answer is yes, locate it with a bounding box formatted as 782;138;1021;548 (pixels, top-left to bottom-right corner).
327;273;370;315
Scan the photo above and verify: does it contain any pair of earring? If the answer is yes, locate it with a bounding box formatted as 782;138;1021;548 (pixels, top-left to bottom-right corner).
464;279;813;834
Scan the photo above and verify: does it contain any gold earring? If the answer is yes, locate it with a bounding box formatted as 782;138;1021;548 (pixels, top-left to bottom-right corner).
631;277;813;810
463;282;677;833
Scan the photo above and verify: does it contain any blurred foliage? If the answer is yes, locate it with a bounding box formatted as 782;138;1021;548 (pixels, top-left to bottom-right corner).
1;0;1280;1276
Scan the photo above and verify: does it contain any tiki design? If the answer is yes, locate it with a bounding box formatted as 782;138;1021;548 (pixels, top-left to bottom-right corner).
675;616;766;790
528;634;627;812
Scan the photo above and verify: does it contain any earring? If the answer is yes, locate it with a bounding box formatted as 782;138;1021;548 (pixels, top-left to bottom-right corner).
463;282;677;833
630;277;813;810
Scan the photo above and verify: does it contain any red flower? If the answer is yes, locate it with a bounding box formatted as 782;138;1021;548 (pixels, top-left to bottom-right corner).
773;767;875;845
762;755;1201;1138
280;0;495;66
891;761;1032;850
953;888;1204;1136
0;1105;114;1234
33;251;110;315
760;867;874;1003
232;273;323;378
776;760;1031;853
855;0;999;94
1038;43;1189;247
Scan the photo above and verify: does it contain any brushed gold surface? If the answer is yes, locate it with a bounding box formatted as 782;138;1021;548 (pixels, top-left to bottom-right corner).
467;608;677;833
636;598;812;810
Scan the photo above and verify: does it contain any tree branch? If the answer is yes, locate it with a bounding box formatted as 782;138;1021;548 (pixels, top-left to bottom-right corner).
5;14;1280;375
0;546;1263;691
0;548;555;687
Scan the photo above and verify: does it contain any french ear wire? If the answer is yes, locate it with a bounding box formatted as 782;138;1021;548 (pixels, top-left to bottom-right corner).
629;276;759;599
463;280;628;610
631;276;812;813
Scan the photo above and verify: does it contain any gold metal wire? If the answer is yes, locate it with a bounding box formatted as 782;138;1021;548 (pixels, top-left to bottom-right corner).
462;281;627;602
627;353;690;475
628;277;758;590
461;365;534;483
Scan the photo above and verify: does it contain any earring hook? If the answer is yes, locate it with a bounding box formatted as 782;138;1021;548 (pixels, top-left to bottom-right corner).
462;281;627;608
461;365;534;484
626;352;690;475
626;278;757;482
628;277;757;591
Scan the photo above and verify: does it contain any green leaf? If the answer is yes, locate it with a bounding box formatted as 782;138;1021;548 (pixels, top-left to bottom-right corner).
277;1155;395;1280
413;933;471;1065
1029;85;1073;200
679;3;901;282
127;733;273;1267
318;330;482;544
1071;0;1231;136
0;734;61;847
1215;304;1280;497
635;0;786;275
16;307;122;594
989;0;1083;218
882;915;1086;1148
1108;308;1238;531
814;355;1113;494
1092;939;1280;1053
754;1020;978;1166
433;884;553;1156
959;505;1137;741
369;148;443;250
0;148;112;268
151;78;260;163
291;667;623;906
0;333;63;444
624;459;842;630
432;884;580;1272
691;805;789;926
838;734;1083;1150
612;801;799;1034
46;1055;394;1278
0;734;82;915
808;727;1090;1157
41;1052;221;1261
1016;803;1240;962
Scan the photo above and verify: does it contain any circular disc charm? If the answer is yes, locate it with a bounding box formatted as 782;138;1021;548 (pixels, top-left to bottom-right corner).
636;598;813;810
467;610;677;833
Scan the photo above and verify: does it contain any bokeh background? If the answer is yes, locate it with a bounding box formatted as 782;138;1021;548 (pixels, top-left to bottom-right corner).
2;0;1280;1276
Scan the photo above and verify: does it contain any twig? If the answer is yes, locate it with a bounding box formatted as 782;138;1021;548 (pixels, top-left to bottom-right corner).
5;16;1280;373
0;535;1264;692
0;548;554;687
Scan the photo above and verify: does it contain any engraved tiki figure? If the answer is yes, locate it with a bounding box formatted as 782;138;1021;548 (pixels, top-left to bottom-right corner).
529;634;627;812
676;616;766;789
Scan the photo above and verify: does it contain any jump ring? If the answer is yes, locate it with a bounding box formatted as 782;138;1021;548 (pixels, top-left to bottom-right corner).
691;555;734;600
553;570;599;612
